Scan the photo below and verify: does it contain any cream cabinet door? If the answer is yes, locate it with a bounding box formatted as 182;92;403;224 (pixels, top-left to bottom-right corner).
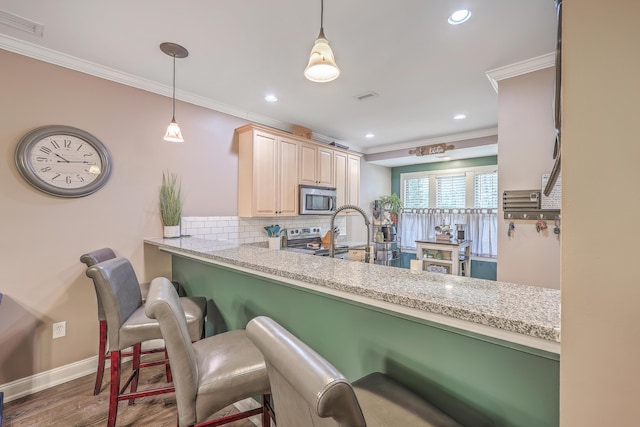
278;137;299;216
334;151;348;207
252;131;279;216
347;154;361;206
317;146;334;187
299;142;317;185
299;142;334;187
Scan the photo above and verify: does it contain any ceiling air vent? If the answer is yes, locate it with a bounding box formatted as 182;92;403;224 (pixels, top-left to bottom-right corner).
353;91;379;102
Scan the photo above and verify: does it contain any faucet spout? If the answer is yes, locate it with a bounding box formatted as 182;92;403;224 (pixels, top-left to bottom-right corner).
329;205;371;263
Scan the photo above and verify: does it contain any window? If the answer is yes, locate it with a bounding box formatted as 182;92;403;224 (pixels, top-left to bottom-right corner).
398;165;498;258
400;166;497;209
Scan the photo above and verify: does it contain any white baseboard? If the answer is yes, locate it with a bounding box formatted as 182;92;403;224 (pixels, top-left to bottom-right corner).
0;340;165;404
0;356;98;403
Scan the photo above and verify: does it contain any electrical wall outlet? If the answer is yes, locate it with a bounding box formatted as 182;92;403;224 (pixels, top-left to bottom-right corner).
52;321;66;339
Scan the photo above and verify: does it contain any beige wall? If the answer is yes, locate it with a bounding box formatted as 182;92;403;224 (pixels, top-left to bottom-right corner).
0;49;249;383
497;68;561;289
561;1;640;425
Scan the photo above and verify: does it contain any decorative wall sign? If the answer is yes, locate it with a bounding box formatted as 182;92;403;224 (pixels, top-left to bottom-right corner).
409;143;455;157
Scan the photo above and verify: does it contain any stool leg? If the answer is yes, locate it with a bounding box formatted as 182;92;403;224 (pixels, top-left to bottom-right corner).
261;394;270;427
94;320;107;395
165;348;173;383
129;343;141;405
108;351;121;427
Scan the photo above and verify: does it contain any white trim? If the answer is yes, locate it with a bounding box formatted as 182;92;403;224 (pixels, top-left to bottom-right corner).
0;356;97;403
0;34;358;152
485;52;555;93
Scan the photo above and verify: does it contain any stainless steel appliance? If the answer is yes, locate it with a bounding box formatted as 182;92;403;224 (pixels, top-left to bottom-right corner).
285;226;348;259
299;185;336;215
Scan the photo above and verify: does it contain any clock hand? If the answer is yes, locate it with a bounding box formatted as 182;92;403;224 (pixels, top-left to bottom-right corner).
53;152;70;163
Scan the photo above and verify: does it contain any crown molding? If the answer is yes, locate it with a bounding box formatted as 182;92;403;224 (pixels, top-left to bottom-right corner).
0;34;353;148
486;52;555;93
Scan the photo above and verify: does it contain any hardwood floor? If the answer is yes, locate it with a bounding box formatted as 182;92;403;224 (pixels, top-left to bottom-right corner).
3;358;257;427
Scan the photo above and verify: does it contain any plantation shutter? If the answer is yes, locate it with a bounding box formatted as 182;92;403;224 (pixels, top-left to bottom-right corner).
403;176;429;208
474;172;498;208
436;175;466;208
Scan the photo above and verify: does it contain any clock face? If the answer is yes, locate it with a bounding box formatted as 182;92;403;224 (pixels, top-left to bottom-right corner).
15;125;111;197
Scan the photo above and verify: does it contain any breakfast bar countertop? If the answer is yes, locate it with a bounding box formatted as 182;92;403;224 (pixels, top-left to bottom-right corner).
144;236;560;354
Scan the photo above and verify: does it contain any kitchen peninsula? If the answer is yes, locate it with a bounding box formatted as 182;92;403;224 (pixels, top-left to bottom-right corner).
145;236;560;426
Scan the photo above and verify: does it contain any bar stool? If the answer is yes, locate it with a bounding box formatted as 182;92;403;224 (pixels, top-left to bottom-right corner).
86;257;206;427
247;316;461;427
145;277;273;427
80;248;197;394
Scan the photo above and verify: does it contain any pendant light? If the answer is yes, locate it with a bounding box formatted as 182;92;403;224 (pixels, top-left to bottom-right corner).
160;42;188;142
304;0;340;82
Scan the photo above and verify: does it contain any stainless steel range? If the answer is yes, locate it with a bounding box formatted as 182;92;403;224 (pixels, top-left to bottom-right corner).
285;226;349;258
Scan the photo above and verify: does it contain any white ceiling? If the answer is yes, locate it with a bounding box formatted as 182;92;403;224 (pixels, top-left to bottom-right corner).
0;0;557;165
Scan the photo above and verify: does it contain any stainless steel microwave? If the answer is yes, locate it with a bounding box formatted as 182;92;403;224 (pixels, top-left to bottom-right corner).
299;185;337;215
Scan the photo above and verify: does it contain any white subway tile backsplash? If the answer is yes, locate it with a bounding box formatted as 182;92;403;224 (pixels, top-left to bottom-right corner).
181;215;350;244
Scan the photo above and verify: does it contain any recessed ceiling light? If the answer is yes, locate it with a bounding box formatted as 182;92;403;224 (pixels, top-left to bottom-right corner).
454;114;466;120
365;133;375;138
448;9;471;25
264;94;278;102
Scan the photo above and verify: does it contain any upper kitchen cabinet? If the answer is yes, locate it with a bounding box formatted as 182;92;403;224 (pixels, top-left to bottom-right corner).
334;151;361;209
299;141;334;187
237;125;299;217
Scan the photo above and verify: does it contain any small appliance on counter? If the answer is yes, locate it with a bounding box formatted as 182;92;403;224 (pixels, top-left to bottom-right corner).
285;226;349;259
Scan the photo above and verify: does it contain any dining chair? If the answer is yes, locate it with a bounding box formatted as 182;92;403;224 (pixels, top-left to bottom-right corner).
246;316;462;427
85;257;205;427
144;277;273;427
80;248;195;394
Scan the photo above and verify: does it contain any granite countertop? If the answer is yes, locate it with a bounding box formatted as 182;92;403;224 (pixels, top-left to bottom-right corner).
145;237;560;349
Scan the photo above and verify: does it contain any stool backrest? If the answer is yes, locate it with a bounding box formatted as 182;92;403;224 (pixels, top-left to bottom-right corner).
246;316;367;427
80;248;117;267
145;277;199;426
80;248;118;320
85;257;143;350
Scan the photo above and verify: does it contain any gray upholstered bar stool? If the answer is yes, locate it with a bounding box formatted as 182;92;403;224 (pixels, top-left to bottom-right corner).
145;277;273;427
80;247;197;395
86;257;206;427
247;316;462;427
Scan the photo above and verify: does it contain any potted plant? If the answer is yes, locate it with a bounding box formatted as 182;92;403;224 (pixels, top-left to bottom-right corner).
160;171;183;238
379;193;403;225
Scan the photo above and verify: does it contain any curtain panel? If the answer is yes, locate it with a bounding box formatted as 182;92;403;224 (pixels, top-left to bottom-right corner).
399;209;497;258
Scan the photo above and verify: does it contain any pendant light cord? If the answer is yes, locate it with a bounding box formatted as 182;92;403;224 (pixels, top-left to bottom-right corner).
320;0;324;31
171;53;176;121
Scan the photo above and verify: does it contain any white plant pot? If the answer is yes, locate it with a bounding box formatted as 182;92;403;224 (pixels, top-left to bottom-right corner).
163;225;181;238
268;236;281;250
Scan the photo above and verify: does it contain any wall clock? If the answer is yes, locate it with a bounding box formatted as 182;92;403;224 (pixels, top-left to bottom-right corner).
15;125;112;198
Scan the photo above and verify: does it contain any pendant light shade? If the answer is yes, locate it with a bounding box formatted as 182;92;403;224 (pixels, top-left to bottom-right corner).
163;119;184;142
304;0;340;82
160;42;188;142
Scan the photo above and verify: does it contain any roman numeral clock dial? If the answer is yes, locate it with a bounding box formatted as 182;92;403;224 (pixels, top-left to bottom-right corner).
15;125;112;197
